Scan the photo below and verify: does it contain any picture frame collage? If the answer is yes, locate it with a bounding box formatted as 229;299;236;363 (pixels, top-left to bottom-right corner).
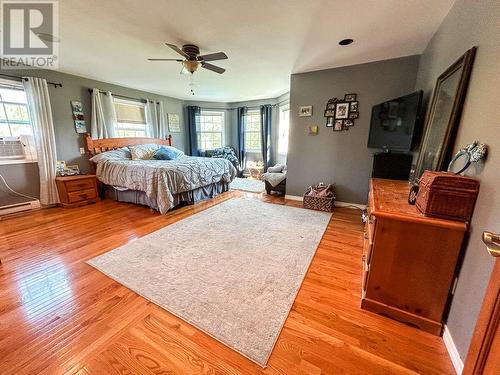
324;93;359;131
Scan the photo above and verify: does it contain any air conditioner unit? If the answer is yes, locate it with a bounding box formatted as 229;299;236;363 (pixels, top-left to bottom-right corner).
0;200;41;218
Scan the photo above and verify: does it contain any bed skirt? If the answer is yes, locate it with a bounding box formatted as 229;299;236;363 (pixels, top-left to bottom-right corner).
102;181;230;211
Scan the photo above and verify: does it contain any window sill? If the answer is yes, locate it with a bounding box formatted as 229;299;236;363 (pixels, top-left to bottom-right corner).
0;159;37;166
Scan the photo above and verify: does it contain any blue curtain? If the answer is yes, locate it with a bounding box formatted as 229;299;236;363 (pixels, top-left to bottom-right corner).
187;106;201;156
237;106;247;175
260;104;272;171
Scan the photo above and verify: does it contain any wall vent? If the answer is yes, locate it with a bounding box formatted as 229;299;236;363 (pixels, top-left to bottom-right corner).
0;200;41;218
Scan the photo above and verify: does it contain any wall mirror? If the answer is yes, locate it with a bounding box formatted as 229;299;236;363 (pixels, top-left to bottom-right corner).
414;47;477;181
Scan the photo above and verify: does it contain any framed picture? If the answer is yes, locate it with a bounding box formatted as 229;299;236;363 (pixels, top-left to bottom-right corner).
345;93;357;101
309;126;318;135
324;109;335;117
326;117;334;127
335;102;350;119
70;100;87;134
344;119;354;127
349;112;359;119
414;47;477;182
326;103;336;110
167;113;181;132
299;105;313;117
350;101;358;112
334;120;344;131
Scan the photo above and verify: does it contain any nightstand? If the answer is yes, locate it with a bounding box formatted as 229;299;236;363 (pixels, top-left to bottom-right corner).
55;174;99;208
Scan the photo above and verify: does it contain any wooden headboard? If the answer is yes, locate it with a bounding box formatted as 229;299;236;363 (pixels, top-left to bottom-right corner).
85;133;173;156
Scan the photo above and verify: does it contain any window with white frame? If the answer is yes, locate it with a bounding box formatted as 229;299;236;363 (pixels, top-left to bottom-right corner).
113;98;147;137
278;104;290;155
197;111;224;151
245;110;261;151
0;84;32;137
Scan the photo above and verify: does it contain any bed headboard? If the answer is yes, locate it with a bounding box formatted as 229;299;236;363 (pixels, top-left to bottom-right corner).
85;133;173;156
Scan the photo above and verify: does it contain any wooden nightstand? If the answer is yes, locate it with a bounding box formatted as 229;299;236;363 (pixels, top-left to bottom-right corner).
55;174;99;208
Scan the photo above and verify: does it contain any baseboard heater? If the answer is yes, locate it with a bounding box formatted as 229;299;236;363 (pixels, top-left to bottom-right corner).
0;200;41;217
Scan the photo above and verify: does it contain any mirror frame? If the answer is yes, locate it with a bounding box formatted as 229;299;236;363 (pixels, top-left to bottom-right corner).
414;46;477;182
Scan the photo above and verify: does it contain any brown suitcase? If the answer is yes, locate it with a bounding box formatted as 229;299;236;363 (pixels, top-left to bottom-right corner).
416;171;479;222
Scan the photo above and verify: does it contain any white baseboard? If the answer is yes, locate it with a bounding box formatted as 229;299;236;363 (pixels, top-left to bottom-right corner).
284;195;366;210
284;194;303;201
443;324;464;374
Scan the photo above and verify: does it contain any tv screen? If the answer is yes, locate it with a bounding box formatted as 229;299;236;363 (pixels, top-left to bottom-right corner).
367;91;423;152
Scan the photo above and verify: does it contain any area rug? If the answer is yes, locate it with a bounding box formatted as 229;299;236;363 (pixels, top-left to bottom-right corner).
87;198;331;367
229;177;265;193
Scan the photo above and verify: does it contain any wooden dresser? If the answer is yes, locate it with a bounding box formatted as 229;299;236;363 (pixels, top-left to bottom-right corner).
55;174;99;208
362;179;467;335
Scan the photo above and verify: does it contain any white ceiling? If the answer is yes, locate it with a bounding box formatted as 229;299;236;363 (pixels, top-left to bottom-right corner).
57;0;455;102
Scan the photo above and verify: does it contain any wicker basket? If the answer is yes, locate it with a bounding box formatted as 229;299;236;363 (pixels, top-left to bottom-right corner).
303;194;335;212
416;171;479;221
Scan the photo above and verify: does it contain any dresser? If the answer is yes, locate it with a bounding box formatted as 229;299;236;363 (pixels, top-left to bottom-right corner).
362;179;467;335
55;174;99;208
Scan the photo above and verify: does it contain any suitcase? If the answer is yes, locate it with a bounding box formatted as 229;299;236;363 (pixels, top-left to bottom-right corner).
416;171;480;222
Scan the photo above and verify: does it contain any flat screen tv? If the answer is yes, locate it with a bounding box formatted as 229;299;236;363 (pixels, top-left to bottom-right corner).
367;91;423;152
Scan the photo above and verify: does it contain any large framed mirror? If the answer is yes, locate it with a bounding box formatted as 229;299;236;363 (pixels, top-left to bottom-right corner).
414;47;477;181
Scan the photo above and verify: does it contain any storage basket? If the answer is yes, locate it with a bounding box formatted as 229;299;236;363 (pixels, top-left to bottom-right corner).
303;194;335;212
416;171;479;221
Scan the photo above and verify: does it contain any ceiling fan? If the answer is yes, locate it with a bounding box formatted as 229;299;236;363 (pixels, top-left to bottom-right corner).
148;43;227;74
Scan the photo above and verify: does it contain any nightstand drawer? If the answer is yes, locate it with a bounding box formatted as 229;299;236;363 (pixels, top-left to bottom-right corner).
65;179;95;192
67;188;97;203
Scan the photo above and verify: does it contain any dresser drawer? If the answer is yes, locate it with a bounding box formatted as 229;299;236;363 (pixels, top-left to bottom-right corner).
65;178;95;192
67;188;97;203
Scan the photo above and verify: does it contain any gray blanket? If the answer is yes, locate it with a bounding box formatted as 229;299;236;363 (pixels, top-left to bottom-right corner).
94;155;236;213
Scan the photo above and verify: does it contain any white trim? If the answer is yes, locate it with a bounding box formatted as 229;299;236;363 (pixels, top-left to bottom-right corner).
443;324;464;375
285;194;303;201
0;159;37;165
284;195;367;210
335;201;367;210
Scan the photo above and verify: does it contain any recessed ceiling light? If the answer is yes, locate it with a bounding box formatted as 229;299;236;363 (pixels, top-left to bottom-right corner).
36;33;60;43
339;38;354;46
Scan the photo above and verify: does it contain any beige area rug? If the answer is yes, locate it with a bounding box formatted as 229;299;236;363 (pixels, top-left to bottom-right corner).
229;177;265;193
87;198;331;366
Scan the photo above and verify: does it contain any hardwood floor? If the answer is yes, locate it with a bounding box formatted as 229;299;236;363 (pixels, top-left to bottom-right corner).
0;192;455;374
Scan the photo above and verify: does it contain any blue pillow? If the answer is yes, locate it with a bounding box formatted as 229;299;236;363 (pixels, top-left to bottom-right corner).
153;146;184;160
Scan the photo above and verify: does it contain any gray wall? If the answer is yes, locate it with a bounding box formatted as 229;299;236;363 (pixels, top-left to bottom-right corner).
286;55;420;202
0;163;39;205
414;0;499;360
0;69;185;204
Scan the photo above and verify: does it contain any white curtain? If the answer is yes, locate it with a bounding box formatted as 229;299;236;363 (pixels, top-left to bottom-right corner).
23;77;59;205
145;100;167;138
90;88;117;138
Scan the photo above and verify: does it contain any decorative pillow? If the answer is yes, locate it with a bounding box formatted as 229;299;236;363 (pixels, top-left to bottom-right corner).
153;146;184;160
89;147;131;163
129;143;160;160
268;164;284;173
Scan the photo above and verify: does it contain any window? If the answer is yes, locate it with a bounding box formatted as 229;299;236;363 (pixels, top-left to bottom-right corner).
197;111;224;151
0;84;32;137
245;110;261;151
278;105;290;155
113;98;147;137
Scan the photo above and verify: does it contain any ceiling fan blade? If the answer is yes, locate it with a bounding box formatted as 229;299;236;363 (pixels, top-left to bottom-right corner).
165;43;189;58
197;52;228;62
148;58;183;61
201;62;225;74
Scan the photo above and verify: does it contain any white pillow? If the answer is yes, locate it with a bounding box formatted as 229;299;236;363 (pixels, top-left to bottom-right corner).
129;143;160;160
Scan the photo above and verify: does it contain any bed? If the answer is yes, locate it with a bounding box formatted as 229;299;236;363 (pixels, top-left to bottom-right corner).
85;134;237;213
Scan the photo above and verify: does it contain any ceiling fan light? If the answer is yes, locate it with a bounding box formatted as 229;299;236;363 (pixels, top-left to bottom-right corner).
182;60;200;73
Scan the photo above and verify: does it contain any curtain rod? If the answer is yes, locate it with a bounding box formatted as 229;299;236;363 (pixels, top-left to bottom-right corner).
0;73;62;87
88;88;159;104
193;100;289;112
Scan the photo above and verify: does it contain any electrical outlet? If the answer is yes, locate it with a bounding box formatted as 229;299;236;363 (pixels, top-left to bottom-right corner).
79;147;85;155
